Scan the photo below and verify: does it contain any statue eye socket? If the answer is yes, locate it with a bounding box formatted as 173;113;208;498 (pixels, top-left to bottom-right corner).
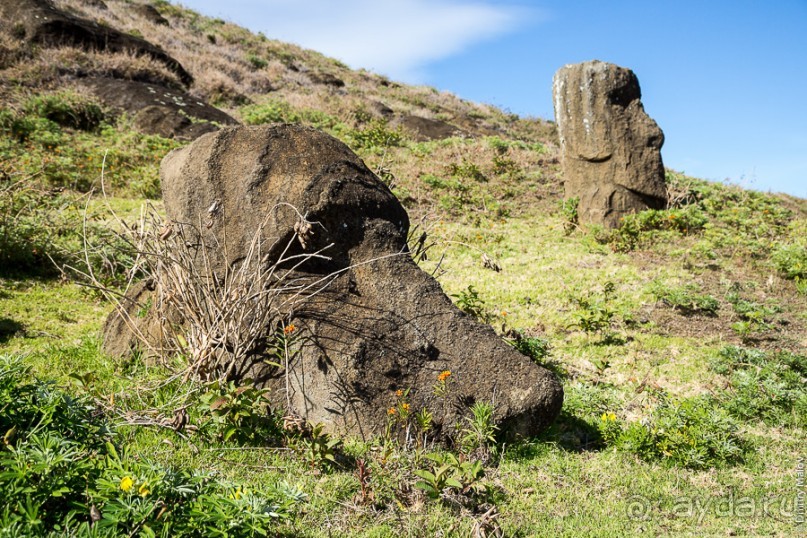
608;86;640;107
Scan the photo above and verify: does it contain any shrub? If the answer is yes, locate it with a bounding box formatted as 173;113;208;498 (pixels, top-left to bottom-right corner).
725;292;780;338
23;91;106;132
602;206;708;252
618;396;745;469
559;197;579;234
451;285;494;324
241;100;299;125
772;243;807;282
349;119;403;150
198;379;281;444
649;280;719;316
459;401;498;455
710;346;806;426
567;281;619;338
245;53;268;70
414;452;489;503
507;330;551;363
0;355;305;535
448;159;487;183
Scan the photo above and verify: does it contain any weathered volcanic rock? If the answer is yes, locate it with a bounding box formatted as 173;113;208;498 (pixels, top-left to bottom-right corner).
0;0;192;86
553;60;667;228
132;3;169;26
84;0;108;9
310;72;345;88
80;78;238;140
391;114;466;141
368;100;394;119
103;124;563;441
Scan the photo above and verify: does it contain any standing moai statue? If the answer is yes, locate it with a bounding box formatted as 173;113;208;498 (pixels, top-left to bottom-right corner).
553;60;667;228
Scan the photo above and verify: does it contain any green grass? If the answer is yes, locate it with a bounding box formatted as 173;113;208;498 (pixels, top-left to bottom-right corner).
2;193;805;535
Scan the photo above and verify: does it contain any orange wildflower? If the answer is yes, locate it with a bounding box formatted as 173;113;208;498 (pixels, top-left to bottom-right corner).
437;370;451;383
283;324;296;335
387;407;397;415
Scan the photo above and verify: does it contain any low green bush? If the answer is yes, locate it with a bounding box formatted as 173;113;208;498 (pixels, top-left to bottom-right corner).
508;331;551;363
710;346;806;426
23;91;106;132
559;197;579;234
600;206;708;252
348;119;403;150
0;355;305;535
649;280;719;316
241;100;299;124
451;285;494;324
617;396;745;469
772;243;807;282
725;291;780;338
197;379;281;444
567;281;619;338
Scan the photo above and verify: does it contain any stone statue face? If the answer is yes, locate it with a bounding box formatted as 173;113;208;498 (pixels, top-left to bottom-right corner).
553;60;667;227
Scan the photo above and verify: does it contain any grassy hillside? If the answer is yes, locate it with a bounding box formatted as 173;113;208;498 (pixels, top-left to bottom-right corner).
1;1;806;536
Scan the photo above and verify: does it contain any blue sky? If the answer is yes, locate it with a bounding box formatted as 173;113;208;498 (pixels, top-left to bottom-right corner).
176;0;806;198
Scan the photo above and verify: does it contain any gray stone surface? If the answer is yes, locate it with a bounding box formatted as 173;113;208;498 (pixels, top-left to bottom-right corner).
553;60;667;227
103;124;563;442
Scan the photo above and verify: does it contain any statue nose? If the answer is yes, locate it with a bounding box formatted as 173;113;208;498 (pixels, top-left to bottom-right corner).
646;119;665;148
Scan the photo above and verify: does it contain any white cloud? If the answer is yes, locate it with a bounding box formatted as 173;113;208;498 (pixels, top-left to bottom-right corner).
177;0;533;81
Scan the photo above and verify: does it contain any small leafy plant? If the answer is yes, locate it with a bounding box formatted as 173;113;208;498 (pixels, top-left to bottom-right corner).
772;242;807;292
597;412;622;446
725;291;780;339
617;396;745;469
349;119;403;151
568;281;619;339
507;330;551;363
198;379;279;444
559;197;579;234
452;285;494;323
414;452;488;501
297;423;341;470
649;280;719;316
710;346;806;426
459;401;498;457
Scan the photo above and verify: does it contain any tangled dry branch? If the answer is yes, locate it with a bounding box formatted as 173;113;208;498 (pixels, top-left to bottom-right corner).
71;184;336;382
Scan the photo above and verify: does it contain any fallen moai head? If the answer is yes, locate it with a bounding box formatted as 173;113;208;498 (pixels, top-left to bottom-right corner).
0;0;192;86
80;78;238;141
103;124;563;441
553;60;667;228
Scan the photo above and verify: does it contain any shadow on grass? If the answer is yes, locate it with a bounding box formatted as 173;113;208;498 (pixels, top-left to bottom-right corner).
506;411;604;461
0;317;25;343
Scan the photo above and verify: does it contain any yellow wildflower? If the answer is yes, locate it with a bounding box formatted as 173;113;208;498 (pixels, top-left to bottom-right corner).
395;389;403;397
138;481;150;497
120;476;134;492
401;402;410;412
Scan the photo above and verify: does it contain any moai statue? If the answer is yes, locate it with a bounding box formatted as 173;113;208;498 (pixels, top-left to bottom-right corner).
553;60;667;228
